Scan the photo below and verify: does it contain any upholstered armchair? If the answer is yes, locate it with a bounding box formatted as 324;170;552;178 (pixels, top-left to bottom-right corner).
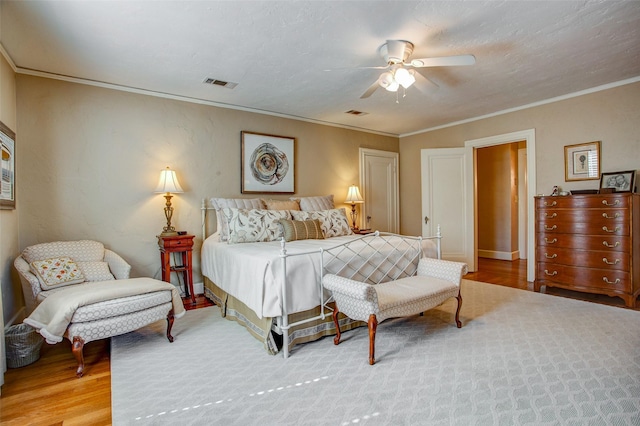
15;240;184;377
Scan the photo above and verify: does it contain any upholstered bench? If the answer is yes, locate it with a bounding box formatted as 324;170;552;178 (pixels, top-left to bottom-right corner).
323;257;467;365
15;240;185;377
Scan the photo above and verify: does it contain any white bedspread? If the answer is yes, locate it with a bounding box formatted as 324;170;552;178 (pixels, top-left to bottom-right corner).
201;233;437;319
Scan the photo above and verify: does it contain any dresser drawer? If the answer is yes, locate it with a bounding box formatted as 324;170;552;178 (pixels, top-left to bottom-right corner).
536;195;629;210
537;263;630;292
536;233;630;252
536;208;628;223
536;220;629;236
536;247;629;270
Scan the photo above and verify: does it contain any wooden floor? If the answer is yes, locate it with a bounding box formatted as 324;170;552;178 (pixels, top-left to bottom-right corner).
1;262;637;425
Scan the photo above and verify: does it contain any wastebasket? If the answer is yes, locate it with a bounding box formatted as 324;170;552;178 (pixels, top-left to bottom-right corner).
5;323;44;368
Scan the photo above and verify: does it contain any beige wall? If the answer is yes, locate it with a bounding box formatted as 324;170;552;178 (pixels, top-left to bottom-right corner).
0;52;17;328
399;81;640;236
11;75;397;318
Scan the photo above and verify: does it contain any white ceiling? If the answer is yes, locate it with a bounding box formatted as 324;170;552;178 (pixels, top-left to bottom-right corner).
2;1;639;136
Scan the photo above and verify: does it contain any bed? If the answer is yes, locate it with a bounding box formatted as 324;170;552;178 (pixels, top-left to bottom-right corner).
200;196;442;357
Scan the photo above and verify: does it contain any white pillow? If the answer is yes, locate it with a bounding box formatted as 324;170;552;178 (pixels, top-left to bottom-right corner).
222;208;291;244
291;195;334;211
77;261;115;282
210;198;266;241
30;257;86;290
291;208;353;238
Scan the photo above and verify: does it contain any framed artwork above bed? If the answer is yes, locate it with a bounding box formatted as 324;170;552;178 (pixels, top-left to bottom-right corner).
241;131;295;194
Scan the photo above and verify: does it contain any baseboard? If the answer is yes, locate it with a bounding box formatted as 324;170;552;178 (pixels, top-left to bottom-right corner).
478;250;520;261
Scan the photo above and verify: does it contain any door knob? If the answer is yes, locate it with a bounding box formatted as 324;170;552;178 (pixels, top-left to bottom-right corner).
424;216;430;225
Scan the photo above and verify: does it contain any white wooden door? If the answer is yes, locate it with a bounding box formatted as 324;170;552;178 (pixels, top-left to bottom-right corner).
421;148;474;269
359;148;399;233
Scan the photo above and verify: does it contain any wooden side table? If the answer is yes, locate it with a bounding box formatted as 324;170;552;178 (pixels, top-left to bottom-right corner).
157;234;195;304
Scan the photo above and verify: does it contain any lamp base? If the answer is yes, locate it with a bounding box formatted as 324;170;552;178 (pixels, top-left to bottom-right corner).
159;230;178;237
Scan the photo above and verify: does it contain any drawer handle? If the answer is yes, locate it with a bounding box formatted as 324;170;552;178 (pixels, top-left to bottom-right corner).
602;258;620;265
603;277;621;285
544;237;558;244
602;199;620;206
544;212;557;219
602;212;620;219
544;201;557;207
602;241;620;248
602;226;620;233
544;270;558;276
544;225;557;231
545;253;557;259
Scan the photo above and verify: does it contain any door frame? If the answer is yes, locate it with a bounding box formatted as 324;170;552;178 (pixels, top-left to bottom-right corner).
465;129;537;282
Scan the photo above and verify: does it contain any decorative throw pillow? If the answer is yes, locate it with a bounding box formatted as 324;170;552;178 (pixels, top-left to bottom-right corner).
279;219;324;242
210;198;266;241
263;199;301;211
291;208;353;238
30;256;86;290
291;195;334;211
222;208;291;244
76;261;115;282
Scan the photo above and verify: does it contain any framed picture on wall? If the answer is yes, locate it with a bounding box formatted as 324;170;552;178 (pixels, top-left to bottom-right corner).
241;131;295;194
599;170;635;193
0;120;16;209
564;141;600;182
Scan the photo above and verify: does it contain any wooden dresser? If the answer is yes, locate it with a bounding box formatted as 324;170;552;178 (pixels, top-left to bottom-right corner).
534;193;640;307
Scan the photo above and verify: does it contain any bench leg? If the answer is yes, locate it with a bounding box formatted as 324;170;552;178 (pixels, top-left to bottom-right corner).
332;308;342;345
166;309;175;342
72;336;85;378
454;290;463;328
368;314;378;365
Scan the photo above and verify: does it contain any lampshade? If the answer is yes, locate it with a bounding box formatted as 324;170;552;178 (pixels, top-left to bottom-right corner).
345;185;364;204
377;67;415;93
155;167;184;194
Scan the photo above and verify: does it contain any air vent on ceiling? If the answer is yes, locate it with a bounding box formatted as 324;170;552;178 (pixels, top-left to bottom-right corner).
345;109;368;116
203;78;238;89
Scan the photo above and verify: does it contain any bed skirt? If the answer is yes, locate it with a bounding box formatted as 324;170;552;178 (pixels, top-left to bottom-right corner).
203;277;364;355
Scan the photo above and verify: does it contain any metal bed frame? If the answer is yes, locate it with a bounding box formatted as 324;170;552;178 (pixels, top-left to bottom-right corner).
200;198;442;358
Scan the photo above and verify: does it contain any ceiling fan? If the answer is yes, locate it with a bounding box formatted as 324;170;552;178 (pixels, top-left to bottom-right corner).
360;40;476;99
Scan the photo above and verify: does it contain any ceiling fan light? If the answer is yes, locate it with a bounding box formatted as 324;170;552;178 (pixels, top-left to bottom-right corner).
395;68;415;88
385;80;399;92
378;71;394;88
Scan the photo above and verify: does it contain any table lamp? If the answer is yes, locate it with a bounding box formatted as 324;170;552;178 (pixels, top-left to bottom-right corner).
155;167;184;236
344;184;364;230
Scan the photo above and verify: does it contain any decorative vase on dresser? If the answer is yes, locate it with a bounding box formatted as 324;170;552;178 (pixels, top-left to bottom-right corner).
534;193;639;308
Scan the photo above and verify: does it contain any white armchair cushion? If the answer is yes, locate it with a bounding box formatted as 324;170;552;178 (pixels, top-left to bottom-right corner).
30;257;86;290
77;261;115;282
22;240;106;264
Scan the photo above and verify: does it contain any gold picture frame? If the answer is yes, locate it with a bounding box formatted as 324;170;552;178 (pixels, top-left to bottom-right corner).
564;141;600;182
0;121;16;209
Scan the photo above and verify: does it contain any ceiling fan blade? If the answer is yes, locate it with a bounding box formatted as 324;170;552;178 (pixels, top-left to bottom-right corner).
412;71;439;93
410;54;476;68
360;80;380;99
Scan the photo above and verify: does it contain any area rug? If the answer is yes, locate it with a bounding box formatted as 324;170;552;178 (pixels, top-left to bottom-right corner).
111;280;640;425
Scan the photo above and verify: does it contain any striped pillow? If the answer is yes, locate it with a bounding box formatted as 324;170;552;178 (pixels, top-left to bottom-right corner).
279;219;324;242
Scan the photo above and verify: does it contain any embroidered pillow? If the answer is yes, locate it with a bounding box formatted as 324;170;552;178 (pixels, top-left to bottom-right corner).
263;199;301;211
210;198;266;241
222;208;291;244
291;195;334;211
291;208;353;238
279;219;324;242
30;257;86;290
76;261;115;282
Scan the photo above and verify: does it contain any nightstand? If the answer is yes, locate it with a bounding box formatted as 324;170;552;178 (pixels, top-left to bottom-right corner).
157;234;195;304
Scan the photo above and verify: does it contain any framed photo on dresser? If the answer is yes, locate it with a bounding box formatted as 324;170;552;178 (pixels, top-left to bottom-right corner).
599;170;635;193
